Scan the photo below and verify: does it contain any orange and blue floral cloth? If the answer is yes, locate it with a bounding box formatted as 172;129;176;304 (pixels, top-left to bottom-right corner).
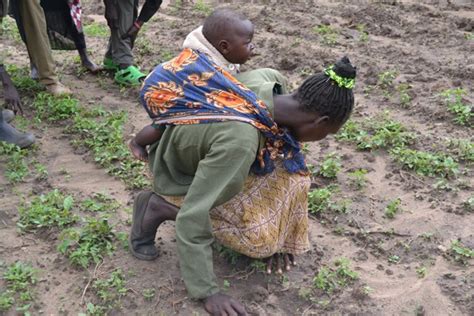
139;48;307;175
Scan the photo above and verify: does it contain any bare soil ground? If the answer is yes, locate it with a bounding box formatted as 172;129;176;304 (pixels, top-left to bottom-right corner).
0;0;473;315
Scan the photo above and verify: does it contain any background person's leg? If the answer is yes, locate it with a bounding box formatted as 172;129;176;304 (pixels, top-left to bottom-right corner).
111;0;134;68
18;0;57;87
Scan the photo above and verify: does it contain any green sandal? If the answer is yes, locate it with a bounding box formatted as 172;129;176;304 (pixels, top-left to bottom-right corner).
114;65;146;86
103;57;119;71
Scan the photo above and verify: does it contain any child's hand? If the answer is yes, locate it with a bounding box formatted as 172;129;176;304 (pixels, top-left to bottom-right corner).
121;21;142;42
128;139;149;162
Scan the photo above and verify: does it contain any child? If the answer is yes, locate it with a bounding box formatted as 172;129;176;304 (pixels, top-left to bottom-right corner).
129;8;255;161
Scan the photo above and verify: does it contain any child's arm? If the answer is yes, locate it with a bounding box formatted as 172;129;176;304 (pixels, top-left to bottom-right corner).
129;125;164;162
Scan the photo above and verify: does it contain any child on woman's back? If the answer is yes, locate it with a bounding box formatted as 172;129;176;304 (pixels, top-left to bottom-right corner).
129;8;255;161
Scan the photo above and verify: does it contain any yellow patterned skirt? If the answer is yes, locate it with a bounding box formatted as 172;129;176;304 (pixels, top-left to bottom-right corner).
162;164;311;258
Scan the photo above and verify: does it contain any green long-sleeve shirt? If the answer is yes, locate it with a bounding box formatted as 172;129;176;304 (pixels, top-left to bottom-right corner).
148;68;288;298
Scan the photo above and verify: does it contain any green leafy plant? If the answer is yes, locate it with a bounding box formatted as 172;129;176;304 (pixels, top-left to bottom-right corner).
58;217;118;268
33;162;49;181
416;266;427;278
308;187;332;214
313;24;339;45
316;153;342;179
384;198;402;219
388;255;401;264
68;110;149;189
0;262;38;313
83;22;109;37
448;240;474;265
142;288;156;301
440;88;473;126
313;258;358;294
4;64;42;93
213;244;243;265
89;269;128;313
462;196;474;212
193;0;212;15
80;193;121;213
17;189;78;232
446;138;474;163
397;83;411;108
356;24;369;42
33;92;80;122
336;115;414;151
378;70;397;90
348;169;368;189
390;147;459;178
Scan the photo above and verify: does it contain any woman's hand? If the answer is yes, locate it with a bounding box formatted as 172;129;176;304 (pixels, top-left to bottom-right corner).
3;81;23;115
264;253;296;274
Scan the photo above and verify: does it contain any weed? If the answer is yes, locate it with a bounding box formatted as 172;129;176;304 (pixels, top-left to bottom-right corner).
356;24;369;42
90;269;127;312
348;169;368;189
0;262;37;313
336;114;414;151
316;153;341;179
446;138;474;163
1;141;31;184
223;280;231;290
308;187;332;214
416;266;427;278
17;189;78;232
80;193;121;213
440;88;472;126
388;255;401;264
448;240;473;265
0;16;22;43
193;0;212;15
390;147;459;178
462;196;474;212
313;258;358;294
378;70;397;90
33;92;80;122
83;22;109;37
384;198;402;219
142;288;156;301
68;111;149;189
313;25;339;46
214;244;242;265
465;32;474;40
58;217;118;268
397;83;411;108
4;64;43;93
33;162;48;181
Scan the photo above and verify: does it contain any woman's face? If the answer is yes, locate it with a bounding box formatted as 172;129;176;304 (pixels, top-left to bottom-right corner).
294;118;343;142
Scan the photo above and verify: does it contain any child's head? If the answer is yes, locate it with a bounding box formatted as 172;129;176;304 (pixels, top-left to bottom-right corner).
292;57;356;141
202;8;255;65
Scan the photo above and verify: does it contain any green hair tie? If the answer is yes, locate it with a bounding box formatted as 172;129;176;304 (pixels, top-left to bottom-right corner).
324;65;355;89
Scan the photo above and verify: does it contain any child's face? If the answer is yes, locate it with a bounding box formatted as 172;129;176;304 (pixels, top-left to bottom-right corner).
222;20;255;64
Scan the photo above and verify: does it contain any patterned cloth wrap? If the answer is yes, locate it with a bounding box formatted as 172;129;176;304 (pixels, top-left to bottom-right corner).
140;48;308;175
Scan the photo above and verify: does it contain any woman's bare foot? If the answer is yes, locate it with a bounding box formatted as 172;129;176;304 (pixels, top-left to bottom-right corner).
264;253;296;274
129;138;149;162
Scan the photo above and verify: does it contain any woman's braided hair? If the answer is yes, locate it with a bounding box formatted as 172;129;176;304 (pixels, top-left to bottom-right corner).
295;56;356;124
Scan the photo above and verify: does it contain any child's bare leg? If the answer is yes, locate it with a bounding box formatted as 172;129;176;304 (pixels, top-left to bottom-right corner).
130;191;178;260
129;137;149;162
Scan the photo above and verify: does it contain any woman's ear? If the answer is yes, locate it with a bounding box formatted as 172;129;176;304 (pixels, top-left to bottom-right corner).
217;40;230;55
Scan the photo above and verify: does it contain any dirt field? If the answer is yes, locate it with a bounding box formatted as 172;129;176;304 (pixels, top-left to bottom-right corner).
0;0;473;315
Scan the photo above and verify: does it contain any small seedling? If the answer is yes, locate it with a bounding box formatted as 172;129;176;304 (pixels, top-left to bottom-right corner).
80;193;121;213
388;255;401;264
313;258;358;294
193;0;212;15
416;266;427;278
397;83;411;108
446;138;474;163
142;288;156;301
83;22;109;37
33;162;48;180
313;25;339;46
33;92;80;122
384;198;402;219
378;70;397;90
316;153;342;179
440;88;472;127
58;217;118;268
17;189;78;232
448;240;474;265
308;187;332;214
356;24;369;42
1;262;38;313
223;280;231;290
213;244;242;265
348;169;368;189
390;147;459;178
89;269;128;312
462;196;474;212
